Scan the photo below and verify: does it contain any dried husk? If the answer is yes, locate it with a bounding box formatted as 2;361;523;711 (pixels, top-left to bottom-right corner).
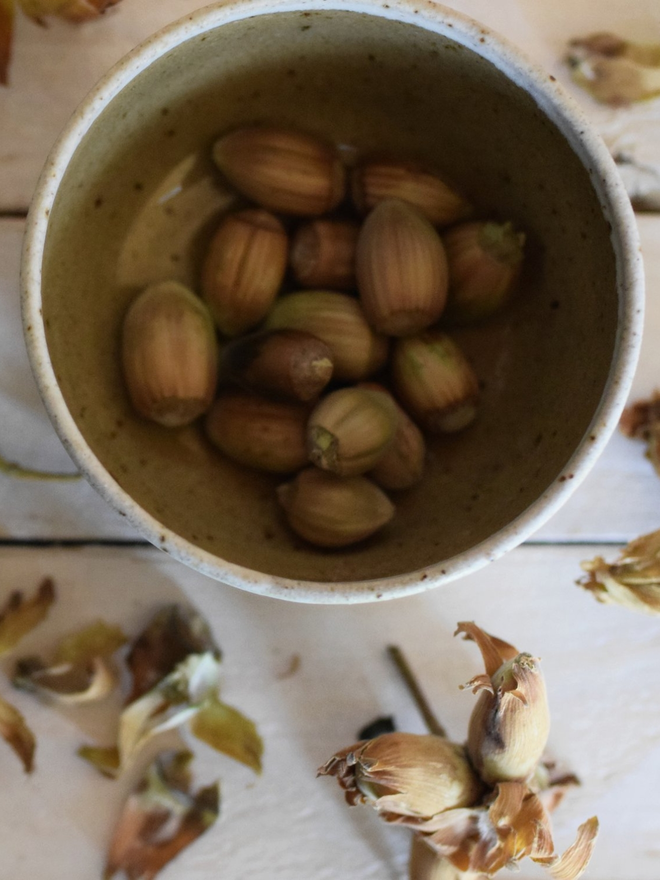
357;199;449;335
265;290;389;381
0;578;55;656
104;750;219;880
213;126;346;215
291;219;359;290
392;332;479;433
457;622;550;785
220;329;334;402
0;694;35;772
205;390;309;473
190;695;263;774
566;33;660;106
201;209;288;336
278;468;394;547
409;834;482;880
443;221;525;324
122;281;218;427
319;733;482;820
307;387;398;476
352;160;471;226
579;529;660;614
619;391;660;477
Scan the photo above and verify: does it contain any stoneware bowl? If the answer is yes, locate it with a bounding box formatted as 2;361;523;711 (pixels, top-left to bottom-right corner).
22;0;643;603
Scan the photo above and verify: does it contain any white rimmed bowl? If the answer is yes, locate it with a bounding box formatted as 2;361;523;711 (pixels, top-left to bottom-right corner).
21;0;643;603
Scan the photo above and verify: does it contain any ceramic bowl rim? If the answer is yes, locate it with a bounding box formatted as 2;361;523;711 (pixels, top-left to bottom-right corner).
20;0;644;604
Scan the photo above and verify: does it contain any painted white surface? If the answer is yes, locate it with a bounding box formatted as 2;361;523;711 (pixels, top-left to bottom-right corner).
0;0;659;877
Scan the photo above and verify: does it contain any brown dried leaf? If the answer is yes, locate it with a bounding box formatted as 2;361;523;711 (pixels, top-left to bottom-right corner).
0;578;55;656
104;750;219;880
579;529;660;614
190;696;263;774
78;744;120;778
620;392;660;473
455;622;518;678
0;693;35;772
534;817;599;880
0;0;13;85
126;605;220;704
566;33;660;106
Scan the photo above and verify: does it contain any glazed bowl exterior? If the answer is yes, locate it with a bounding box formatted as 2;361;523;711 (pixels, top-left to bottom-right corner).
21;0;643;603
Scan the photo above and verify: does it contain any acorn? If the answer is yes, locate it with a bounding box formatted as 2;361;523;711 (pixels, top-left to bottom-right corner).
220;329;334;402
352;159;472;226
205;391;308;473
201;209;288;336
363;384;426;490
265;290;389;381
277;468;395;548
443;221;526;324
290;219;359;290
307;387;398;476
212;126;346;216
392;331;479;433
121;281;218;427
356;199;448;336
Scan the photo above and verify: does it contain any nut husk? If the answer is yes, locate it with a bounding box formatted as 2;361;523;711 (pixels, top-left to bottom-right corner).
201;208;288;336
357;199;448;336
392;332;479;433
290;219;359;290
443;221;525;324
307;387;398;476
213;126;346;215
122;281;218;427
205;391;309;473
265;290;388;381
352;159;472;226
364;384;426;490
221;329;334;402
277;468;394;547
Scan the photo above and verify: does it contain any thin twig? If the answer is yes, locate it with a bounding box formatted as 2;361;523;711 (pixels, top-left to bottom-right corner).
386;645;446;738
0;453;80;481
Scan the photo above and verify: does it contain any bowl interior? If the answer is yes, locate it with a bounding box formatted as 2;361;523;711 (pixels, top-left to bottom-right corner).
39;7;617;586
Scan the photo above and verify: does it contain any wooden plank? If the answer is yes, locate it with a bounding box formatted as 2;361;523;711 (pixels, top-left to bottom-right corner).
0;542;655;879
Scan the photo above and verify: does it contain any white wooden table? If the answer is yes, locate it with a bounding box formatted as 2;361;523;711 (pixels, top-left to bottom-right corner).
1;2;659;878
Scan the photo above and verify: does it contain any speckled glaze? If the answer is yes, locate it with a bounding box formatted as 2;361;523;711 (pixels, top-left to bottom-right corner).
21;0;643;604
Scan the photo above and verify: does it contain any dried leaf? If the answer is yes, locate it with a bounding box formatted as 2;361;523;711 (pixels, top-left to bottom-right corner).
0;693;35;772
620;392;660;474
409;834;481;880
104;750;219;880
0;0;13;85
534;817;599;880
78;744;120;778
455;622;518;678
12;620;126;703
126;605;220;704
579;530;660;614
190;696;263;774
566;33;660;106
119;652;221;768
0;578;55;656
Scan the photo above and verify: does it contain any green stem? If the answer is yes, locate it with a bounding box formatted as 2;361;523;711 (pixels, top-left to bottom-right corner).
386;645;446;738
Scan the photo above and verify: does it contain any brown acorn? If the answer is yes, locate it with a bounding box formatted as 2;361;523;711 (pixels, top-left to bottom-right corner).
363;384;426;490
356;199;448;336
122;281;218;427
352;159;472;226
290;219;359;290
212;126;346;216
201;209;288;336
392;331;479;433
205;391;308;473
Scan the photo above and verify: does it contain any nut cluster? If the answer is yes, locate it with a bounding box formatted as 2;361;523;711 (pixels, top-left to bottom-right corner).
121;125;526;548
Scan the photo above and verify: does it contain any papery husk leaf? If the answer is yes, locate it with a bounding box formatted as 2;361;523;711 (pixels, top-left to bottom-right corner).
0;693;35;772
119;652;221;767
0;0;13;85
126;605;220;704
566;34;660;105
13;655;118;703
409;833;481;880
78;744;120;778
534;817;599;880
104;750;219;880
319;733;481;820
580;531;660;614
0;578;55;656
190;696;263;774
455;622;518;677
55;620;127;665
